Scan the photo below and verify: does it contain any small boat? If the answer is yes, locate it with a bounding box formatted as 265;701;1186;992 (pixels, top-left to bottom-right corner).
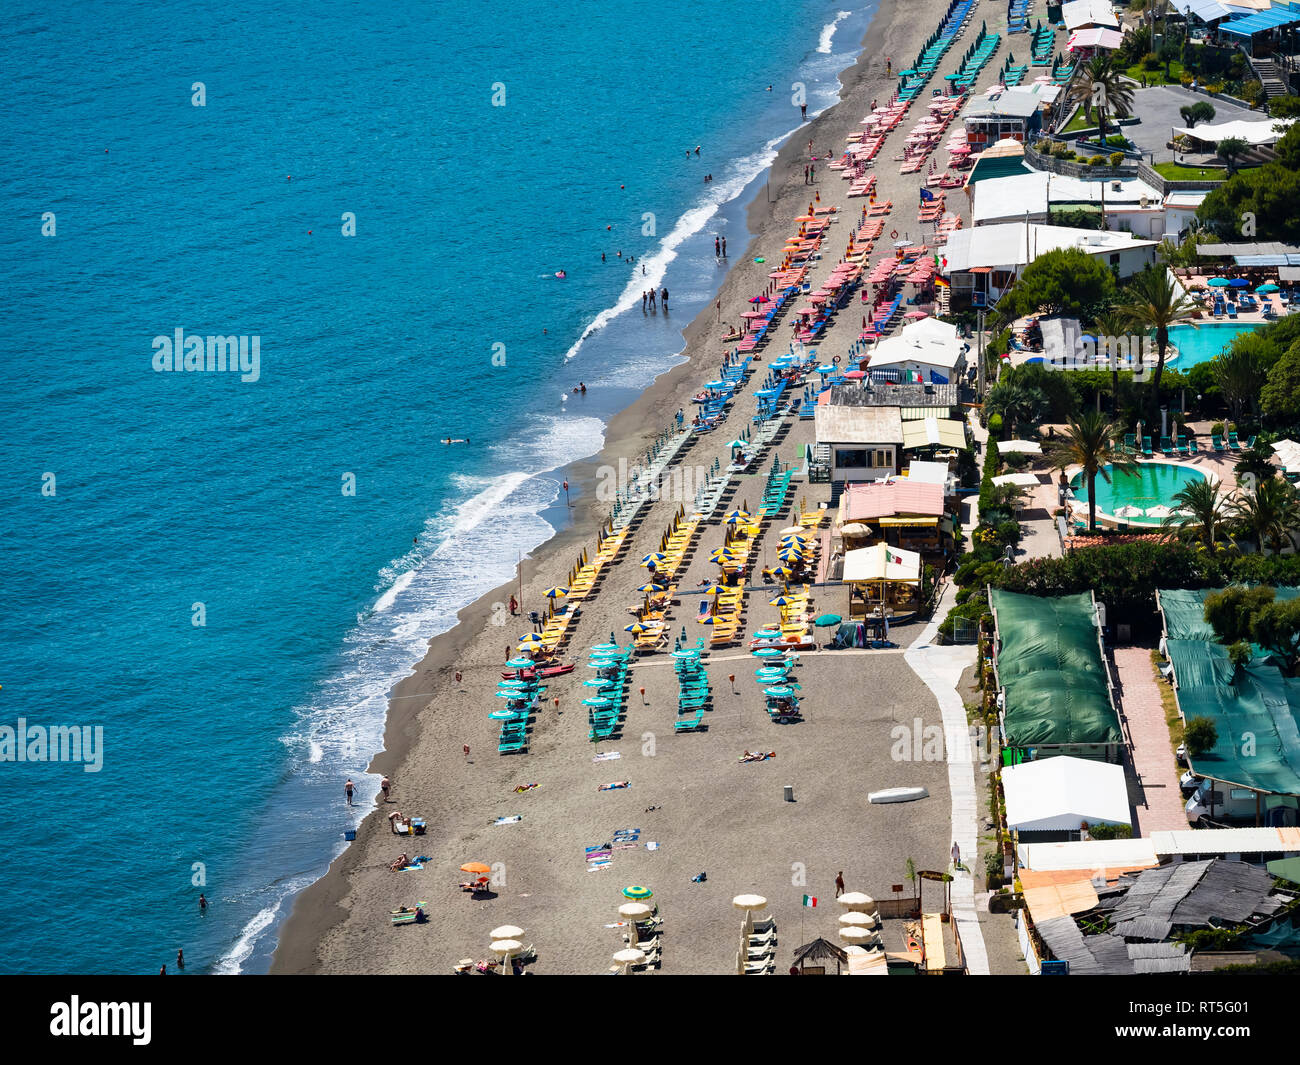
868;786;929;804
499;662;576;681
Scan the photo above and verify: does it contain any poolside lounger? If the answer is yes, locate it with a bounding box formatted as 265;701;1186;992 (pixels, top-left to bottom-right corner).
1212;433;1224;453
1228;431;1240;451
1142;436;1153;457
1159;436;1173;456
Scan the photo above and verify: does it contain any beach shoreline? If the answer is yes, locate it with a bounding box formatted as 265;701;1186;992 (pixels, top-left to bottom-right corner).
270;0;924;975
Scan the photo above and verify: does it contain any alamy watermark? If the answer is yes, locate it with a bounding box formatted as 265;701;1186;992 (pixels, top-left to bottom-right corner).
152;328;260;382
595;457;711;503
1041;333;1158;380
0;719;103;772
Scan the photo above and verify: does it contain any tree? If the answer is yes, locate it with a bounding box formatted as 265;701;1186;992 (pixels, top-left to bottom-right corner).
1234;444;1277;490
1069;55;1135;137
1094;309;1134;415
1050;410;1137;532
1260;338;1300;422
1210;338;1269;422
997;248;1118;321
1203;585;1275;644
984;381;1049;436
1162;478;1235;551
1118;266;1198;425
1184;717;1219;757
1248;597;1300;673
1198;165;1300;242
1216;136;1250;176
1179;101;1215;128
1269;95;1300;118
1232;476;1300;555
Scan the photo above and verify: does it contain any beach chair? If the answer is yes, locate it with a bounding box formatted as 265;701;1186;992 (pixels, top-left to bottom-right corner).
1227;302;1238;319
1212;433;1224;453
1247;435;1257;450
1123;433;1135;451
1159;435;1173;457
1176;435;1189;457
1142;436;1153;458
1227;430;1241;451
1189;438;1199;455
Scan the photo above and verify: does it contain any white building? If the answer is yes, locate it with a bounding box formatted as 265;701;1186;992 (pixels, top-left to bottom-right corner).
814;405;904;484
866;317;968;384
941;222;1159;306
971;171;1166;237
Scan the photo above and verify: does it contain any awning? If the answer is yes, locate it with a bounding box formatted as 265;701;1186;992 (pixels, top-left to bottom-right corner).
1219;7;1300;36
901;417;967;450
876;516;940;527
967;266;994;274
992;472;1041;487
1067;27;1124;50
843;543;922;582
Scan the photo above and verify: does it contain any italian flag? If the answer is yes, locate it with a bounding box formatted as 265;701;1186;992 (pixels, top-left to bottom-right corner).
909;370;924;383
802;895;818;908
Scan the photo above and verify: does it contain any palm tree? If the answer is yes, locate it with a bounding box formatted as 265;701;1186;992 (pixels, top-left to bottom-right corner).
1093;309;1132;415
1162;478;1234;551
1216;136;1250;176
1051;410;1137;532
1119;267;1198;425
1232;476;1300;554
985;381;1048;437
1069;55;1135;138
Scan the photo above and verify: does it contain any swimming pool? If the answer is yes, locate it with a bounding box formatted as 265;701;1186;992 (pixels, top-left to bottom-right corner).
1167;322;1261;369
1070;461;1207;525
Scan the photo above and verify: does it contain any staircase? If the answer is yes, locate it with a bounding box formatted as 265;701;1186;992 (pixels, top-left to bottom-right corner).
1249;56;1288;99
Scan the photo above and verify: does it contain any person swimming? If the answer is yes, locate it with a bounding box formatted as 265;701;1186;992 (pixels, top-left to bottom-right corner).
555;270;566;279
442;438;470;444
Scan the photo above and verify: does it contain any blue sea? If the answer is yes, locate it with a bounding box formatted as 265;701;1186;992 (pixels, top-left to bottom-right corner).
0;0;875;973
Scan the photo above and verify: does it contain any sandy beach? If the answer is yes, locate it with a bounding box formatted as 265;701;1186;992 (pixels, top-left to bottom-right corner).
272;0;1019;975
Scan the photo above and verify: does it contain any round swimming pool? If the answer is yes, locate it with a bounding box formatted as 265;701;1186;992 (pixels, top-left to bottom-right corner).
1167;322;1261;369
1069;461;1207;525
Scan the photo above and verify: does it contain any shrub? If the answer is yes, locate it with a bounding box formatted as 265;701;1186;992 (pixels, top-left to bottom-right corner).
1105;134;1128;149
1109;152;1124;168
1242;79;1264;108
988;412;1003;437
1184;716;1219;757
1142;52;1161;71
1089;155;1107;167
1086;822;1133;841
1211;421;1225;437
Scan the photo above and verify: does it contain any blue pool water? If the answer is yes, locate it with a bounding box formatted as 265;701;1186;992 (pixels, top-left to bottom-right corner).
0;1;877;973
1071;462;1207;524
1168;322;1262;368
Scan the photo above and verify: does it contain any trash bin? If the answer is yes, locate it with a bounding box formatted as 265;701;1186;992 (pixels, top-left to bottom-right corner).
783;785;795;803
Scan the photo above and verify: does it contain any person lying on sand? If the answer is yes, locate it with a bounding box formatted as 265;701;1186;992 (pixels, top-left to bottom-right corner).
390;853;410;871
598;781;630;791
740;751;777;763
513;782;539;793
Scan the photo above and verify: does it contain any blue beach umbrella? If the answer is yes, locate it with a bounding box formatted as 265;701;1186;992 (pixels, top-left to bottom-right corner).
763;686;794;698
1229;278;1250;289
1207;277;1231;287
506;657;535;669
753;647;785;659
1257;283;1280;293
489;709;519;720
582;697;612;708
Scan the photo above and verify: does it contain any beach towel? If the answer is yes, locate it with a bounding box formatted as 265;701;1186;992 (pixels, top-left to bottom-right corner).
598;781;630;791
613;844;639;851
492;815;522;825
592;752;621;762
613;828;641;836
645;842;660;851
587;862;612;872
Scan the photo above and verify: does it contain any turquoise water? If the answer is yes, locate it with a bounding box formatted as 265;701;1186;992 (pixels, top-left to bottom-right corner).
1071;463;1206;523
0;0;876;973
1168;322;1262;368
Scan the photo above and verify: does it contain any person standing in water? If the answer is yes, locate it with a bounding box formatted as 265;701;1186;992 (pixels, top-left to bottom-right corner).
198;894;208;916
345;778;354;805
721;237;727;258
661;287;669;311
649;288;656;310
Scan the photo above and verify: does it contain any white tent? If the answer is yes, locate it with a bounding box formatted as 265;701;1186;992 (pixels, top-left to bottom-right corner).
1067;26;1124;49
1002;756;1131;833
1272;438;1300;474
992;473;1041;488
842;543;922;583
1062;0;1120;30
905;459;951;485
997;439;1042;454
1172;118;1294;147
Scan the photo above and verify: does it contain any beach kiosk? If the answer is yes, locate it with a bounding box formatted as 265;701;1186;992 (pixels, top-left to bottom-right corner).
843;543;922;619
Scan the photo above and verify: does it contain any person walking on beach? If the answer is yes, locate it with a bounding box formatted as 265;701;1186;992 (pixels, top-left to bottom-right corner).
463;743;471;762
345;778;354;805
642;290;648;312
810;163;816;183
509;594;518;616
835;871;845;897
951;841;961;870
721;237;727;258
381;775;392;803
198;894;208;916
804;164;809;184
715;236;720;258
801;102;807;119
661;287;669;311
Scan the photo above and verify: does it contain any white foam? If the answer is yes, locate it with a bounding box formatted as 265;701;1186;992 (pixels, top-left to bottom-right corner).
373;569;415;614
818;10;853;53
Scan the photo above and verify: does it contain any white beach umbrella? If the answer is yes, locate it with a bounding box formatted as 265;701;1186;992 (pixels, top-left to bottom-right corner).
618;902;653;919
837;891;875;911
733;893;767;936
1114;505;1144;519
613;947;647;974
839;926;878;945
490;924;524;940
838;911;878;928
490;938;524;975
1145;505;1174;519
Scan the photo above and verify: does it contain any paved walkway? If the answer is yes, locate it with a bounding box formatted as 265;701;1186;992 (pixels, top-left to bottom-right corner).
1112;646;1189;836
905;585;989;975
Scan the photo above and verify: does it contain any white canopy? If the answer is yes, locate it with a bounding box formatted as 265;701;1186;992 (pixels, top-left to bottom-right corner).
1273;438;1300;473
842;543;922;583
1067;26;1124;49
992;472;1041;487
997;439;1042;454
1173;118;1294;146
1062;0;1120;30
1002;756;1131;833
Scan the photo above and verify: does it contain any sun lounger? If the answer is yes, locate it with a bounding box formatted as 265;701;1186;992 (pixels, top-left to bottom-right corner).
1228;430;1241;451
1212;433;1224;453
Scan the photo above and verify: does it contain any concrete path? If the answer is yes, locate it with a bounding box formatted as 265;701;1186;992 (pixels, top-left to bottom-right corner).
905;584;989;975
1112;646;1189;835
